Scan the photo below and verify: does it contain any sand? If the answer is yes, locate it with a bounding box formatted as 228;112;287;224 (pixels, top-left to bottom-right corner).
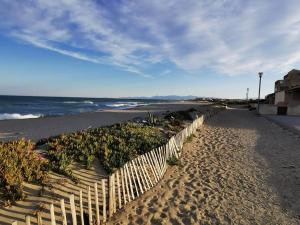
0;161;108;225
108;107;300;225
0;101;211;224
2;105;300;225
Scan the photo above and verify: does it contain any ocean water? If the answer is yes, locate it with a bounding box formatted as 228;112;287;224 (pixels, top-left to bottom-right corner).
0;95;163;120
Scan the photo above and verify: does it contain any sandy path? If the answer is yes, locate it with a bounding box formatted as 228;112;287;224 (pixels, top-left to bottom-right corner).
109;107;300;225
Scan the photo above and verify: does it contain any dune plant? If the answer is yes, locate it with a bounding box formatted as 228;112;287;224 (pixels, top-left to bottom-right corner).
0;139;48;205
43;122;167;175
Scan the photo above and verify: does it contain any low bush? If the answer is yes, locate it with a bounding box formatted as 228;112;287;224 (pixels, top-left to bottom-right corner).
166;156;180;166
43;122;167;175
0;139;48;205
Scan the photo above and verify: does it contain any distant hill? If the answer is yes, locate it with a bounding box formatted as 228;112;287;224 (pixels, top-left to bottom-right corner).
124;95;198;100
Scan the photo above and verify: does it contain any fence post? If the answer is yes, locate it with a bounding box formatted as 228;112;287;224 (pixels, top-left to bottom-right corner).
88;186;93;225
25;216;31;225
50;204;56;225
70;194;77;225
120;168;127;205
79;190;85;225
94;183;100;225
109;175;114;217
102;179;107;223
60;199;67;225
36;211;43;225
116;170;122;209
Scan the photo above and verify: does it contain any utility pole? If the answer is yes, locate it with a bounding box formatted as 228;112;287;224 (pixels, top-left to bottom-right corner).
246;88;249;101
257;72;263;114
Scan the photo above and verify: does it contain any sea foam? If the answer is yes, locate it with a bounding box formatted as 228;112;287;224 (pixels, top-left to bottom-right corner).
0;113;42;120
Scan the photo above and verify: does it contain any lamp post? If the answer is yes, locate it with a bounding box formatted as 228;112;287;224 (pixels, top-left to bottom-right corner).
257;72;263;114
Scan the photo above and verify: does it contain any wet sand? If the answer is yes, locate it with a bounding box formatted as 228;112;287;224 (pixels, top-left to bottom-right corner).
108;107;300;225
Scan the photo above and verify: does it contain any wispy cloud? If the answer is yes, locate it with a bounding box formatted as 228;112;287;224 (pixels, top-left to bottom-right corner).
1;0;300;77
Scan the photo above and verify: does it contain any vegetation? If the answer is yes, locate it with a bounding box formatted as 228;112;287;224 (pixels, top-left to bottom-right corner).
0;139;48;206
0;108;202;204
166;155;180;166
42;122;167;175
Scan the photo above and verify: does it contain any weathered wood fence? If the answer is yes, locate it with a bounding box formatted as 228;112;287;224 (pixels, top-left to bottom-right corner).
11;107;223;225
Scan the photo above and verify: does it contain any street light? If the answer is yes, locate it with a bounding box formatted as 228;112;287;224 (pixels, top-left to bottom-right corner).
257;72;263;114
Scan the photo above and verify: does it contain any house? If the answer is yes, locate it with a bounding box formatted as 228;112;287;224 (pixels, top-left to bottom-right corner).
272;69;300;115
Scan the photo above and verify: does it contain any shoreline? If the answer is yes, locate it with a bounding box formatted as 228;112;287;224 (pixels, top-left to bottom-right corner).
0;101;211;142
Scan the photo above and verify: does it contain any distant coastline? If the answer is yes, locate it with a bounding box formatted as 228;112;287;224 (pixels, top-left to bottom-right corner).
0;101;210;142
0;95;176;121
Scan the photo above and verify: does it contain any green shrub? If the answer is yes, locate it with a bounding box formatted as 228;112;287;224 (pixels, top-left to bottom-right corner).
42;122;167;175
166;156;180;166
0;139;48;205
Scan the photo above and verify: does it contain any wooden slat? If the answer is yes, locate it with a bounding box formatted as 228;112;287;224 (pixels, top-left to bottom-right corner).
156;147;164;177
116;170;122;209
37;212;43;225
70;194;77;225
94;183;100;225
25;216;31;225
109;175;113;217
102;179;107;223
125;163;135;199
60;199;67;225
123;165;132;202
120;168;127;204
132;159;144;194
144;152;159;183
141;155;154;187
150;150;162;179
112;174;117;213
88;186;93;225
145;151;159;182
136;156;149;190
12;221;17;225
50;204;56;225
79;190;85;225
128;161;139;197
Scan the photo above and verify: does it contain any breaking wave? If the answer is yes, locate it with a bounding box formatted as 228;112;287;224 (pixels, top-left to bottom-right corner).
0;113;43;120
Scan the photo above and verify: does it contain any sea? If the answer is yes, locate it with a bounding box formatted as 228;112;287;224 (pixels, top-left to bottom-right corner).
0;95;165;120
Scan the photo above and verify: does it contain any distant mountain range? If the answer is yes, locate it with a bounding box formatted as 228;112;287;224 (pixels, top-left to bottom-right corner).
125;95;198;100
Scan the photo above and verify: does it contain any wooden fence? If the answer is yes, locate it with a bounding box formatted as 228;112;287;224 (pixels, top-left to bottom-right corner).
11;107;223;225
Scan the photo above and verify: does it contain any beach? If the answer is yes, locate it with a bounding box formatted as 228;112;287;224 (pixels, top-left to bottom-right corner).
0;101;211;141
1;104;300;225
0;101;212;225
108;107;300;225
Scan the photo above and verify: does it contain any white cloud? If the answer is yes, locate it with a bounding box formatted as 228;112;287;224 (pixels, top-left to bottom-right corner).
1;0;300;77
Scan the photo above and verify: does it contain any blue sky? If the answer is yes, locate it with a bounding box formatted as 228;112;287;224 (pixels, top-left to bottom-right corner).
0;0;300;98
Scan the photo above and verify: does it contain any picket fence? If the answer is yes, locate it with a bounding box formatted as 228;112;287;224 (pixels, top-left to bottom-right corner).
11;107;223;225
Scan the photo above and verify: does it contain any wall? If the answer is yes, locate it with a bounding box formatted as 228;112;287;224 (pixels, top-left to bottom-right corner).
287;105;300;116
259;104;277;115
275;91;286;105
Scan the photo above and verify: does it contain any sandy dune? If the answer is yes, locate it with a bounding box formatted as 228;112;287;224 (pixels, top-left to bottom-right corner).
109;107;300;225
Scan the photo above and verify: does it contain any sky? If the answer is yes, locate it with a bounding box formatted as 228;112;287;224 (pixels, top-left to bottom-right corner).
0;0;300;99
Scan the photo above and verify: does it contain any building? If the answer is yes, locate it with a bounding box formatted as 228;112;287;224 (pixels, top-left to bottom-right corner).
269;69;300;115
